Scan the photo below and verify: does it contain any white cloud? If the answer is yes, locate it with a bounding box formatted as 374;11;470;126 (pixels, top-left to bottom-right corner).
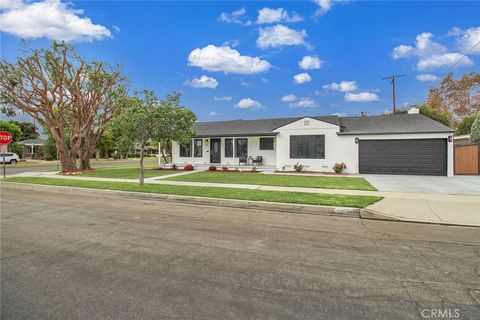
218;8;251;26
451;26;480;55
257;24;307;49
344;92;379;102
0;0;111;41
415;74;439;82
183;75;218;89
256;7;303;24
392;32;447;59
261;77;269;83
293;72;312;84
281;94;297;102
188;45;271;74
208;111;220;116
392;31;475;70
240;80;250;87
313;0;348;16
289;97;316;108
298;55;323;70
222;39;240;48
214;96;232;101
417;53;473;70
322;81;357;92
235;98;265;110
331;112;348;117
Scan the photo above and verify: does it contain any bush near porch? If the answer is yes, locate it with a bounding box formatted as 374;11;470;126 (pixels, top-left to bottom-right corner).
165;171;377;191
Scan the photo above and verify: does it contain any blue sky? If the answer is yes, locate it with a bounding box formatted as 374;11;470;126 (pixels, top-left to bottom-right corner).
1;0;479;122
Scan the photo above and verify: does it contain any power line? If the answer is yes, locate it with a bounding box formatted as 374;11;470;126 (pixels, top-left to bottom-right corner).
451;38;480;69
382;74;405;113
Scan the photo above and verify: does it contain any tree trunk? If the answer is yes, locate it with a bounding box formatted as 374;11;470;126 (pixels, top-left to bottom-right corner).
139;142;145;185
51;130;78;172
80;151;91;170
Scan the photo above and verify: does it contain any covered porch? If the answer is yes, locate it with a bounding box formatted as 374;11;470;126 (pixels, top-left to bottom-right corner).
171;135;278;168
16;139;46;159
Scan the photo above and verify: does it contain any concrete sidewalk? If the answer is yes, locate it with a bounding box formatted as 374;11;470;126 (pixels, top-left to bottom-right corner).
8;171;480;227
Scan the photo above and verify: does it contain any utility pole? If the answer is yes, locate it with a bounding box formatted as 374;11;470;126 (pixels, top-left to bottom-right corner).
383;74;405;113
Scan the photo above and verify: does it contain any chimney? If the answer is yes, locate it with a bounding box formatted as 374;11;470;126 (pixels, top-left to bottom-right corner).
408;107;420;114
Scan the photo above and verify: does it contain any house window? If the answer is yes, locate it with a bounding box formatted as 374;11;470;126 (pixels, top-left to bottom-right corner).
194;139;202;157
236;138;248;158
225;139;233;157
179;141;192;157
260;137;274;150
290;135;325;159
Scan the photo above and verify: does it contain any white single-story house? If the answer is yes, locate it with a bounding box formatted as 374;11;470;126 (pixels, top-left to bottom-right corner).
171;111;455;176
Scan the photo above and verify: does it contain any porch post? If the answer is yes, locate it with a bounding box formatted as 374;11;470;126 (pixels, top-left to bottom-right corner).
191;138;194;165
232;137;235;167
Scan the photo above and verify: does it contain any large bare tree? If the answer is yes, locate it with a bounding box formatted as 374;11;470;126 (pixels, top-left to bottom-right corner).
426;72;480;123
0;41;126;171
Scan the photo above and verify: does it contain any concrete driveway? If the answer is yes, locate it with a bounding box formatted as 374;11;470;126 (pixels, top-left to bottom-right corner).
363;174;480;195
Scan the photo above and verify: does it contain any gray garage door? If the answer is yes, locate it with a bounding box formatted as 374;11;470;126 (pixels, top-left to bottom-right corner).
359;139;447;176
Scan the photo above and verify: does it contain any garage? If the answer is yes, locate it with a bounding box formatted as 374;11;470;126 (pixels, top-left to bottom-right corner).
359;139;447;176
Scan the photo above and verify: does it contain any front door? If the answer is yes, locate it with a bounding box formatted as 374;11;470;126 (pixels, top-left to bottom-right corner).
210;139;221;163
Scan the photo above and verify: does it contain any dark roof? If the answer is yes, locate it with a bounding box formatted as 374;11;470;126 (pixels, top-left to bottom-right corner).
194;116;340;137
194;113;453;137
338;113;454;135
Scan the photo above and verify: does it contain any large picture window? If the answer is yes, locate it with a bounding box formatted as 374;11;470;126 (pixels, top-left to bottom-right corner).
194;139;203;157
260;137;274;150
179;141;192;157
290;135;325;159
235;138;248;158
225;139;233;157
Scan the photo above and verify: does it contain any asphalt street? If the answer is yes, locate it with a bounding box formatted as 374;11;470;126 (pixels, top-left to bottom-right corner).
1;184;479;320
1;159;158;176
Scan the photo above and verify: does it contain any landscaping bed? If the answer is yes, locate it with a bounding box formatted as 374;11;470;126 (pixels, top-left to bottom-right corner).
274;170;356;175
5;177;382;208
166;171;377;191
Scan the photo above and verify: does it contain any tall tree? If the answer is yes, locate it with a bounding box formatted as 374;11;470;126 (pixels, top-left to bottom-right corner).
111;91;196;184
11;121;38;140
0;41;127;172
426;72;480;123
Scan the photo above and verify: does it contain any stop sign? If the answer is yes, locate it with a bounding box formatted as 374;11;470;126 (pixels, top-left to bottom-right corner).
0;131;13;145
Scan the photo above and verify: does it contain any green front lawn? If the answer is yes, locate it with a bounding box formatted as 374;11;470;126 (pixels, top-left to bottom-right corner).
79;166;178;179
166;171;377;191
5;177;382;208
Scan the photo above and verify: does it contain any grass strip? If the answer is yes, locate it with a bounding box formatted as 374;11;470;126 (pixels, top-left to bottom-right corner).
166;171;377;191
78;166;175;179
5;177;382;208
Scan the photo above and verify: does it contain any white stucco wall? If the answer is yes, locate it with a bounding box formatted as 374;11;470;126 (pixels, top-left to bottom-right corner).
171;136;277;167
274;117;453;176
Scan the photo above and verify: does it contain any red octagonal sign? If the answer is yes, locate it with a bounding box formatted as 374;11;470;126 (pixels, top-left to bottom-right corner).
0;131;13;145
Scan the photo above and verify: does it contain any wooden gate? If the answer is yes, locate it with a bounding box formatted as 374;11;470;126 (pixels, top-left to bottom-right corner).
454;144;480;175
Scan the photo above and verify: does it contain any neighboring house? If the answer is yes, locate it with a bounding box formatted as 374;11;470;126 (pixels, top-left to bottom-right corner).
16;139;46;159
171;113;455;176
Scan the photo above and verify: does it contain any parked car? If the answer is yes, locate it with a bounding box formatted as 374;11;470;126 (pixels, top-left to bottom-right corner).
0;152;20;164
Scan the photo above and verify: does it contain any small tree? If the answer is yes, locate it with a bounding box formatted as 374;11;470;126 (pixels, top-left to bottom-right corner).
418;105;452;127
12;121;38;140
456;113;477;135
111;91;196;184
0;120;22;155
471;113;480;143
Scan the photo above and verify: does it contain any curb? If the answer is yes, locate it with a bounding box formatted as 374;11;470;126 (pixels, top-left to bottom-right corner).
360;208;480;228
1;182;360;218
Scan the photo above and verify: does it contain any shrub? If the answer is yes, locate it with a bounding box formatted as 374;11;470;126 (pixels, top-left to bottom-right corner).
221;166;229;172
171;163;178;170
183;164;194;171
333;162;347;174
456;113;477;135
471;113;480;143
234;167;240;172
294;163;303;172
208;165;217;171
252;166;257;172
